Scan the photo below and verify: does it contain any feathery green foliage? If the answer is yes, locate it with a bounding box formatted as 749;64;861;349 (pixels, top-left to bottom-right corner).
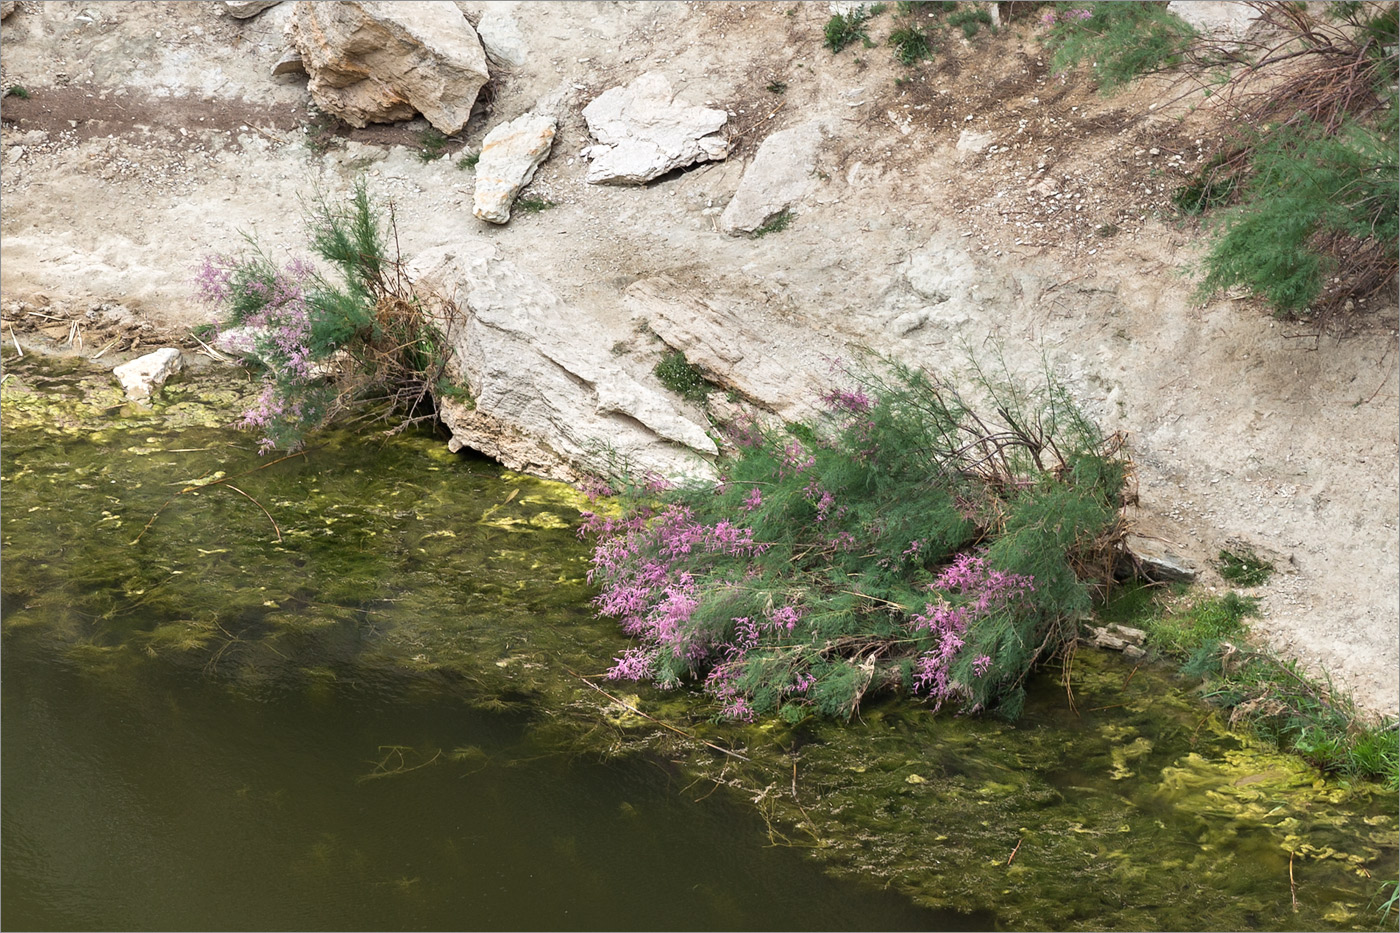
1044;2;1195;91
584;357;1131;722
1195;111;1398;314
196;178;464;452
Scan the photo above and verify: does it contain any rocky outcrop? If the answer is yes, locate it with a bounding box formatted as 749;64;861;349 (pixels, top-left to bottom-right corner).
1;2;16;21
720;120;825;235
473;111;556;224
406;241;717;482
112;348;183;401
581;72;729;185
225;1;282;18
624;276;827;418
286;1;489;134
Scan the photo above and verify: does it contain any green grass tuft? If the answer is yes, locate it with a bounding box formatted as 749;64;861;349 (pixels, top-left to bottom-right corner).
749;210;793;238
4;85;30;100
1215;546;1274;586
889;24;933;64
514;195;555;214
653;349;709;403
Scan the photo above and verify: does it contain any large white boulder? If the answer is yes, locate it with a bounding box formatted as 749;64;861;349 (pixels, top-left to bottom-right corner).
286;1;489;134
581;72;729;185
720;120;825;235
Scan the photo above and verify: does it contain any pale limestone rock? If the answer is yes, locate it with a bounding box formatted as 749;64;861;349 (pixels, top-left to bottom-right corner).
113;348;183;401
473;111;556;224
475;2;527;68
1166;1;1263;39
1;2;15;20
271;47;306;77
581;72;729;185
1123;534;1198;583
406;241;717;482
719;120;824;236
286;1;489;134
623;276;825;419
226;1;283;18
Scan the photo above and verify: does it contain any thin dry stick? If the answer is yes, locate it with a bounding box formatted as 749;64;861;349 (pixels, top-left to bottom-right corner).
1007;837;1023;866
563;665;751;762
1289;850;1298;912
219;483;282;543
131;449;309;544
8;323;23;358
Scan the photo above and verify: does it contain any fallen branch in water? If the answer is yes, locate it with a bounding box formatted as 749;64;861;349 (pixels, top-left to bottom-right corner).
563;665;750;762
131;448;310;545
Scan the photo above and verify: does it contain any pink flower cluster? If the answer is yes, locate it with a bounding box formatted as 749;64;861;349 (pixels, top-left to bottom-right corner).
1041;7;1092;26
588;504;767;686
909;553;1034;707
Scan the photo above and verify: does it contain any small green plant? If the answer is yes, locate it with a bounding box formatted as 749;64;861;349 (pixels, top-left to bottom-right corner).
457;150;481;171
947;5;992;38
1095;223;1120;238
889;24;933;65
824;6;875;53
304;110;345;155
1215;545;1274;586
4;85;30;100
514;195;555;213
749;210;792;239
1043;2;1195;91
416;128;453;163
653;349;709;403
765;80;788;94
1377;880;1399;923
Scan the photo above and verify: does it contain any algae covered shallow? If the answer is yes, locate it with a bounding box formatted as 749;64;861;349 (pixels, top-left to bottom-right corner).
2;355;1396;931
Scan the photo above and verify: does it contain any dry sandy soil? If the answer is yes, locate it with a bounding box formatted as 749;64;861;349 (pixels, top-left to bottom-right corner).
1;1;1396;715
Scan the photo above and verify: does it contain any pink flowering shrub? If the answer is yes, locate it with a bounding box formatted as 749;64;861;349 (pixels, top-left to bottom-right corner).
195;179;464;452
583;359;1130;721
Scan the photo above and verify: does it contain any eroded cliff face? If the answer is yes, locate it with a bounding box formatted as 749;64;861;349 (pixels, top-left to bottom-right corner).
0;1;1395;714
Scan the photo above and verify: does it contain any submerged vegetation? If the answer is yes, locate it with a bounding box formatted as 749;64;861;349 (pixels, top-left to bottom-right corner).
196;179;465;452
584;357;1132;722
1103;585;1399;789
1;353;1395;931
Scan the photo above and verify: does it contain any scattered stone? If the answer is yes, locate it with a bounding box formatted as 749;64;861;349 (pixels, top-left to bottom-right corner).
1084;624;1149;660
473;111;557;224
225;0;282;17
271;47;306;77
1122;533;1198;583
286;1;489;134
720;120;824;236
112;348;183;402
955;129;995;154
581;72;729;185
406;241;718;482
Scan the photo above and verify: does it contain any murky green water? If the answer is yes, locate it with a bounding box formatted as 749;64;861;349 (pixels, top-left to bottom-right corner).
2;356;1396;931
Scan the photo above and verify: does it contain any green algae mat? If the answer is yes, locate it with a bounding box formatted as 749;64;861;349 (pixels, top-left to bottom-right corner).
3;354;1395;931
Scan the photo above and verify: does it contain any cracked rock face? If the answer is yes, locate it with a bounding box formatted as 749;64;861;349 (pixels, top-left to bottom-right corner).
581;72;729;185
406;241;717;482
286;0;489;134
